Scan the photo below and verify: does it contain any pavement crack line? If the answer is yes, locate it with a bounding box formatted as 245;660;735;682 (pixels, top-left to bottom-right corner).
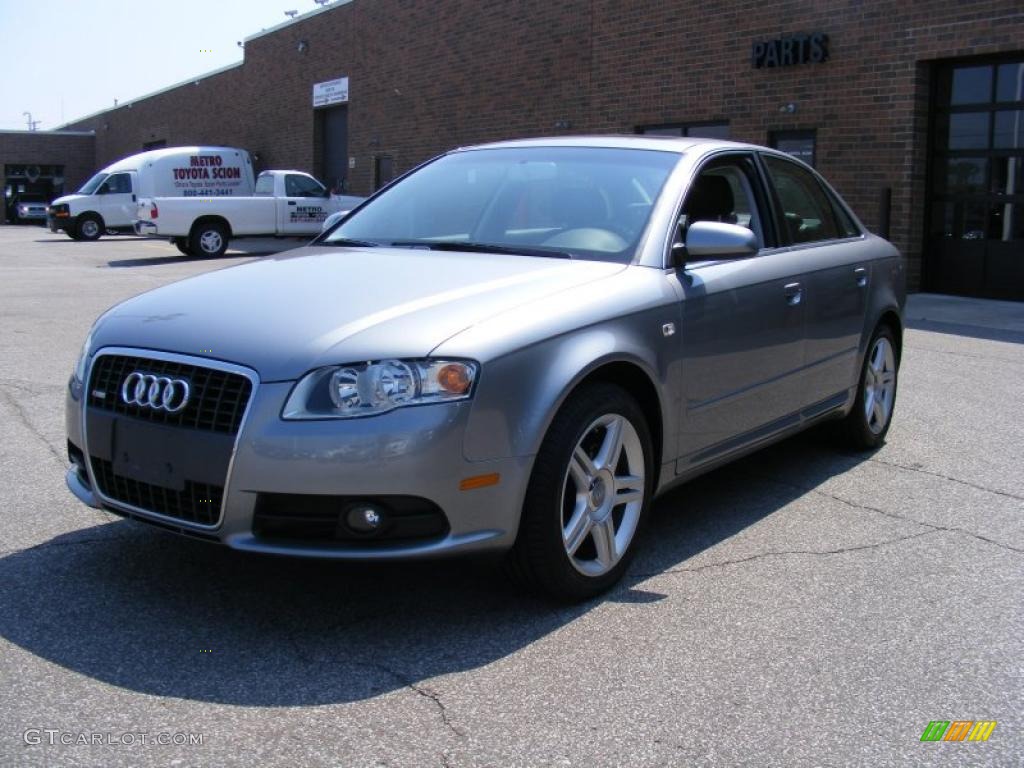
632;529;940;580
745;471;1024;556
0;384;65;466
862;454;1024;503
368;662;464;738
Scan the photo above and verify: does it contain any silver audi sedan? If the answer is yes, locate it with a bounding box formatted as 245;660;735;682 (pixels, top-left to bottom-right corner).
66;136;904;600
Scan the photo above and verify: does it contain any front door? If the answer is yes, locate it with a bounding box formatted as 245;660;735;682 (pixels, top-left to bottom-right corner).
674;154;808;470
279;173;331;235
97;171;135;228
927;58;1024;300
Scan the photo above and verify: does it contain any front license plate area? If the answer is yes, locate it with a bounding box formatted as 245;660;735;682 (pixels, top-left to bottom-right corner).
112;418;187;491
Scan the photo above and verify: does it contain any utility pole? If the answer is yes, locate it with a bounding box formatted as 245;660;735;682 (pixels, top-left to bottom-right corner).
22;112;41;131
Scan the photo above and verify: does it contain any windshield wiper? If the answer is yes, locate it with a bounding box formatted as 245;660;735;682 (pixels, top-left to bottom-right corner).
387;240;571;259
322;237;380;247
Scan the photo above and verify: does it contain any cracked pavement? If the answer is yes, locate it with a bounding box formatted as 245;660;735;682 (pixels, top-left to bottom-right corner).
0;226;1020;767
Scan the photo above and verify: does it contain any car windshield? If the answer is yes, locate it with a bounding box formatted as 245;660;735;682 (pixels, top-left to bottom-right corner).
326;146;681;262
77;172;109;195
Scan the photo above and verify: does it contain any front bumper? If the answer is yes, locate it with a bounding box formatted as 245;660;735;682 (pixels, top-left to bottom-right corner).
47;213;75;233
66;349;532;559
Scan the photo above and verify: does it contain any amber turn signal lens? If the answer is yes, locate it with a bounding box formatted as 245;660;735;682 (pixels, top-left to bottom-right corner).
438;363;472;394
459;473;500;491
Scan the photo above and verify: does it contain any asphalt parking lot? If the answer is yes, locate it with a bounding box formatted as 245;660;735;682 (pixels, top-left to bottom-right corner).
0;224;1020;767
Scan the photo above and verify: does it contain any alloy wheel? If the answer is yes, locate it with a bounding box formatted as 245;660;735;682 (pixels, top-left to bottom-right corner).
560;413;646;577
864;336;896;434
200;230;223;255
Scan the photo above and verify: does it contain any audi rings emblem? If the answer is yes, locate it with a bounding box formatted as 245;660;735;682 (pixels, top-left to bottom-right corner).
121;372;191;413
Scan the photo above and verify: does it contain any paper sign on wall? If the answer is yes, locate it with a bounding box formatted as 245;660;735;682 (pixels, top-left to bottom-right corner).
313;77;349;107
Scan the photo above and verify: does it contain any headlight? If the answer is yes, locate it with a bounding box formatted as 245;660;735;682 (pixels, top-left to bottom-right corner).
73;330;94;384
282;359;478;419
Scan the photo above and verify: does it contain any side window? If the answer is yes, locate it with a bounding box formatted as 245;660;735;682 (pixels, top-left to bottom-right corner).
102;173;132;194
254;174;275;196
285;174;327;198
677;156;767;250
825;187;862;238
763;155;840;244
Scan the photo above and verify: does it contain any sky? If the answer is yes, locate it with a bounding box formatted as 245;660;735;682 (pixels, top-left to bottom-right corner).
0;0;336;131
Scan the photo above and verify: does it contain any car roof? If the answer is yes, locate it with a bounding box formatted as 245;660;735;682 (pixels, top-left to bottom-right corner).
456;134;766;155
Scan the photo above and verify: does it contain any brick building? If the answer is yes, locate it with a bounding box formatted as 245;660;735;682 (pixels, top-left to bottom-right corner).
12;0;1024;297
1;130;95;223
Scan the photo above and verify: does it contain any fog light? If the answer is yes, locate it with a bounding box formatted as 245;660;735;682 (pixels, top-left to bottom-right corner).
345;503;386;534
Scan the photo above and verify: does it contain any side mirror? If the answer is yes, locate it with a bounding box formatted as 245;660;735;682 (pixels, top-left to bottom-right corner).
674;221;758;267
320;209;350;232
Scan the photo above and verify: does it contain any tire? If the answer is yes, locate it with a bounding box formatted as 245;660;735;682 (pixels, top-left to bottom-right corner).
506;382;654;602
839;324;899;450
189;220;228;258
173;237;194;256
66;231;83;241
76;214;103;241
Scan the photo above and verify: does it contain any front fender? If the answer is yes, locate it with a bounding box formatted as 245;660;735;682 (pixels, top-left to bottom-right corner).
462;315;678;462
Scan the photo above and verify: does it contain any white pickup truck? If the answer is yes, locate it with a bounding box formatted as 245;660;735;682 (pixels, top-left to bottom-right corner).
134;170;364;257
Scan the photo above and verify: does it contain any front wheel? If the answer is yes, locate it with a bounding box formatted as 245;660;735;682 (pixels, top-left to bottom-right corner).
76;214;103;241
189;221;228;258
506;383;654;602
839;324;899;450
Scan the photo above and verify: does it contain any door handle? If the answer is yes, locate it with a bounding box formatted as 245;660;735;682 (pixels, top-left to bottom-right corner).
854;267;868;288
784;282;803;306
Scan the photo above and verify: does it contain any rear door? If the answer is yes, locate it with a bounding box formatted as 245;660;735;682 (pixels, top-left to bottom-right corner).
97;171;136;228
674;153;809;470
279;173;331;234
760;154;870;408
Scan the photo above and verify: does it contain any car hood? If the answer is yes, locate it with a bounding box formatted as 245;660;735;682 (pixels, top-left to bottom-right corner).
51;193;89;207
92;245;626;381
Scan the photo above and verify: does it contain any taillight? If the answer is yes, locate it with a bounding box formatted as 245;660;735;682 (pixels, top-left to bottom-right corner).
150;203;159;219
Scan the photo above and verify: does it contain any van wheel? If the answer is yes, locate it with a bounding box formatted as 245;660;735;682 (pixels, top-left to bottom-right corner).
77;214;103;241
506;382;653;602
190;221;228;258
173;237;194;256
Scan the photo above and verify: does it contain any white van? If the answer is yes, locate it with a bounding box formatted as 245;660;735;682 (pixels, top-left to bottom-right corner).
47;146;254;241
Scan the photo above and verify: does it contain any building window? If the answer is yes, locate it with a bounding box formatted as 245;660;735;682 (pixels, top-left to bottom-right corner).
770;130;817;166
638;122;730;139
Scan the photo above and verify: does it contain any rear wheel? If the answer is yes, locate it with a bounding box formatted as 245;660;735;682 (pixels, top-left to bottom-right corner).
173;237;194;256
189;221;228;258
77;214;103;241
506;383;653;602
839;324;899;450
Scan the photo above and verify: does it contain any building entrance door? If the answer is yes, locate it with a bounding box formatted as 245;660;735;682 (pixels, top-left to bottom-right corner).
928;58;1024;300
318;105;349;195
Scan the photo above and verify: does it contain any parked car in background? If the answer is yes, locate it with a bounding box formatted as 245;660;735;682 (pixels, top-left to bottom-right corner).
65;136;904;601
48;146;253;241
12;193;48;223
135;170;354;256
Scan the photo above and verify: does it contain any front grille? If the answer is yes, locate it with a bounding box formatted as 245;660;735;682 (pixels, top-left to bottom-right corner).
88;354;252;435
91;457;222;526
